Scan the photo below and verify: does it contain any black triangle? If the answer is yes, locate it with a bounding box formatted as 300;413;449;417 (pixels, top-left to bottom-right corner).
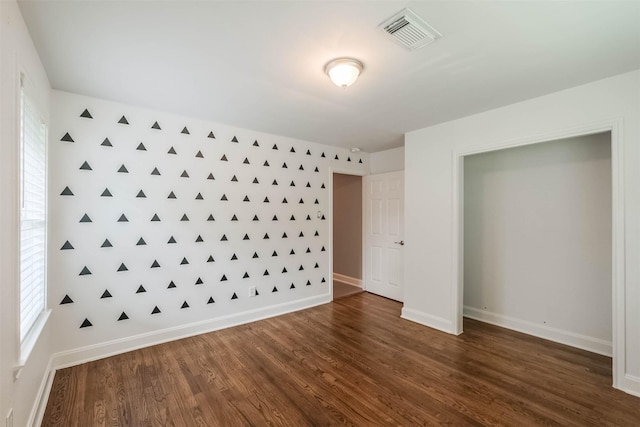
315;231;319;236
80;109;93;119
243;234;250;240
231;214;238;221
168;146;177;154
80;214;91;223
321;246;326;251
252;177;259;184
221;234;227;241
290;215;295;221
195;150;204;158
321;152;326;158
306;150;311;155
137;237;146;245
168;191;176;199
180;257;189;265
101;138;112;147
79;266;91;276
207;297;215;304
299;265;304;271
253;252;259;259
168;236;176;243
299;198;304;204
207;173;215;180
347;157;352;162
307;248;311;253
290;283;295;289
61;132;75;142
231;293;238;300
272;144;278;150
221;274;228;281
80;319;92;328
151;167;161;175
61;186;74;196
306;280;312;286
118;164;128;173
208;131;215;138
299;232;305;237
181;301;190;309
207;214;215;221
117;263;128;272
272;215;278;221
253;215;259;221
306;215;311;221
321;278;326;283
137;190;146;198
243;272;249;279
195;277;203;285
315;167;319;172
181;126;190;135
151;213;161;222
264;197;270;203
283;198;288;203
101;188;112;197
314;199;319;204
100;289;112;298
137;285;147;293
272;251;278;256
152;121;161;130
282;162;288;168
151;260;160;268
282;232;288;238
264;160;270;166
290;181;295;187
256;290;260;296
195;235;203;242
80;161;92;170
118;115;129;125
151;306;161;314
181;214;189;221
299;165;304;170
272;179;278;185
207;255;215;262
221;154;228;161
101;239;112;248
335;155;339;160
321;183;326;189
243;195;250;202
118;214;128;222
321;215;326;220
272;286;278;292
168;281;176;289
180;170;189;178
314;263;319;268
231;136;238;142
231;175;238;182
290;147;296;153
253;140;259;147
118;312;129;321
61;241;74;250
221;194;228;201
195;193;204;200
137;142;146;151
243;158;250;164
60;294;74;304
290;249;295;255
282;267;288;273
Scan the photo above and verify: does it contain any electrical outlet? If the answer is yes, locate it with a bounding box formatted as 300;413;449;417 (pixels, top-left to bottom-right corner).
249;286;256;297
6;408;13;427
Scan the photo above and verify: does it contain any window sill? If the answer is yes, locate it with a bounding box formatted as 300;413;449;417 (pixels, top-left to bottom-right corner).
18;308;51;376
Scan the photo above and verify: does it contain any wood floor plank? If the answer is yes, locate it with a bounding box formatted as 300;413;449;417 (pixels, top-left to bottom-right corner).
42;293;640;426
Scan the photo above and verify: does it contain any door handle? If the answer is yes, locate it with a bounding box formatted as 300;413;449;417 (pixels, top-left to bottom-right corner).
394;240;405;246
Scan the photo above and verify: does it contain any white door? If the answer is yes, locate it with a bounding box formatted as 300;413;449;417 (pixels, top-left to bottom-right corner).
363;171;404;301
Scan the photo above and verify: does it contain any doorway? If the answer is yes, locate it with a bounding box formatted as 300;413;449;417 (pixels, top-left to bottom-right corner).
332;173;364;299
462;132;612;356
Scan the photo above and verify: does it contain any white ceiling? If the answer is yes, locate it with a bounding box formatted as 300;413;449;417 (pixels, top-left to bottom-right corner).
18;1;640;152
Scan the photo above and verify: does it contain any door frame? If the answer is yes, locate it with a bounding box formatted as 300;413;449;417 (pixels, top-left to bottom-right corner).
328;168;367;301
452;120;624;388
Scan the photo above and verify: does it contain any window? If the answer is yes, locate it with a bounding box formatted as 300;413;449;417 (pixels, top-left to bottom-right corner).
20;74;47;343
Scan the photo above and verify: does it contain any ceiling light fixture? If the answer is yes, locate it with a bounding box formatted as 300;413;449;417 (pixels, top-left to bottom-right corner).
325;58;364;88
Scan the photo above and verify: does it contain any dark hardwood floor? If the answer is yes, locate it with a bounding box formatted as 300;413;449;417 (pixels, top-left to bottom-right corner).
42;293;640;426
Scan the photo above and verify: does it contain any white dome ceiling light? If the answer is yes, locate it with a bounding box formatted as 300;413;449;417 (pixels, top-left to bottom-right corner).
324;58;364;88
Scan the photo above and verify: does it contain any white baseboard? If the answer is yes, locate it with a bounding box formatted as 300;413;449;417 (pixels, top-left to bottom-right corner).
463;306;612;357
51;294;331;370
27;355;55;427
620;374;640;398
333;273;363;288
400;307;455;334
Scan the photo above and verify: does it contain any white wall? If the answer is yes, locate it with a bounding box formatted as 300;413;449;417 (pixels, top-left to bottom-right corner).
0;1;53;426
48;90;369;363
464;133;612;355
404;70;640;396
370;146;404;174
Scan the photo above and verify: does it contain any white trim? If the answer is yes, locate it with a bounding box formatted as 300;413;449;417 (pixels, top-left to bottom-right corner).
452;119;625;390
401;307;455;334
463;306;612;356
332;273;362;288
27;356;55;427
51;293;331;370
621;374;640;398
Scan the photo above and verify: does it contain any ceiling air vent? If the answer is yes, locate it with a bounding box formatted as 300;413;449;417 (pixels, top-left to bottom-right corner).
379;8;442;51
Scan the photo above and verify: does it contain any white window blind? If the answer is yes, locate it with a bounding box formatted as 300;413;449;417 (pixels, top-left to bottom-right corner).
20;76;47;342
